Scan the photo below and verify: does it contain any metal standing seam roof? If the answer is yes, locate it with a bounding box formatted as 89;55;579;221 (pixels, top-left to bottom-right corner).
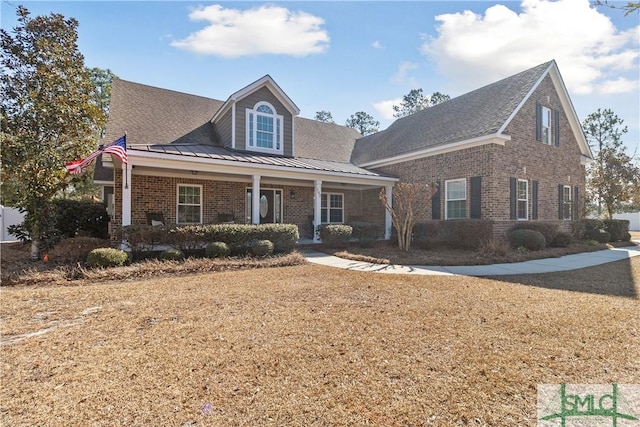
131;143;389;177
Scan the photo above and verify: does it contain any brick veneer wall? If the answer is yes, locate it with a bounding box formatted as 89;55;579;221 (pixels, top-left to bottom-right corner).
374;74;586;239
110;171;388;240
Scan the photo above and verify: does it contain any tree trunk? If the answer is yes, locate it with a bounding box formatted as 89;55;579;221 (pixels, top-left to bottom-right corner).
29;238;40;261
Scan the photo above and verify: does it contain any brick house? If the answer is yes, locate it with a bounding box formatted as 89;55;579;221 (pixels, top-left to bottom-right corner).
97;60;592;242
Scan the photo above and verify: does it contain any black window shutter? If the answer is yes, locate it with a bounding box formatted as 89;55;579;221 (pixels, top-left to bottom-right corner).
573;186;579;220
532;180;538;220
510;177;517;220
470;176;482;219
558;184;564;220
554;110;560;147
535;102;542;142
432;181;441;220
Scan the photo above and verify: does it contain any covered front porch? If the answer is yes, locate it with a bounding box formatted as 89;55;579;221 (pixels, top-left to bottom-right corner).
106;146;398;243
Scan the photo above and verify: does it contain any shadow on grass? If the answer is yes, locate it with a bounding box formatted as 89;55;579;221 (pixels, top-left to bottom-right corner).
488;258;638;298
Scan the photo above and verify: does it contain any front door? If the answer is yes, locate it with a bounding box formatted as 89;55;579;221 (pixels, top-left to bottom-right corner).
246;189;282;224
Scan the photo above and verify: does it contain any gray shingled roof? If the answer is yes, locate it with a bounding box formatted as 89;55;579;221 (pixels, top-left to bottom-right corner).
294;117;361;162
104;79;224;146
100;78;382;178
132;143;382;177
351;61;554;165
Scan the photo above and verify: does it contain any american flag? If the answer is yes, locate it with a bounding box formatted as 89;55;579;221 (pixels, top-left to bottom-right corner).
65;135;127;175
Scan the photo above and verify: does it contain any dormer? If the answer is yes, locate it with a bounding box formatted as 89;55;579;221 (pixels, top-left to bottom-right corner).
212;75;300;157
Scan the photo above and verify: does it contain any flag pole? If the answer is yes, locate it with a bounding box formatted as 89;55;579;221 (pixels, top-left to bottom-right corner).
124;133;128;189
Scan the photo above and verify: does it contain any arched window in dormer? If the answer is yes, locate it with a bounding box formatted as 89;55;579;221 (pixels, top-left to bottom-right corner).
246;101;283;154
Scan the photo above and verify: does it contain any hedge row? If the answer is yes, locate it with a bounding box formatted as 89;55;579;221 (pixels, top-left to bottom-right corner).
573;219;630;242
412;220;493;250
120;223;299;257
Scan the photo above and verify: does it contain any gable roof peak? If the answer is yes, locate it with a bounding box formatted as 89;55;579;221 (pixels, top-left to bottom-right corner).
214;74;300;120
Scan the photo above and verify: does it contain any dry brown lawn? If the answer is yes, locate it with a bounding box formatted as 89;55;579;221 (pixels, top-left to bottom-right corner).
1;257;638;426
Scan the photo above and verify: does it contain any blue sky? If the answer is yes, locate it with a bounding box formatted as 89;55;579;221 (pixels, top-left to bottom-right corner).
2;0;639;153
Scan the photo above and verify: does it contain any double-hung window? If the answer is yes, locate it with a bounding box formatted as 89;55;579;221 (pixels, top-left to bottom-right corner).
321;193;344;223
246;102;283;154
177;184;202;224
562;185;572;220
445;179;467;219
541;106;552;145
517;179;528;220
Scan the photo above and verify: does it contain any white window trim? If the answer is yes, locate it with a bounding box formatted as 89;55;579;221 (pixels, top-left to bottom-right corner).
321;192;344;224
563;185;572;221
246;101;283;155
517;179;529;221
445;178;467;220
542;106;552;145
176;184;203;224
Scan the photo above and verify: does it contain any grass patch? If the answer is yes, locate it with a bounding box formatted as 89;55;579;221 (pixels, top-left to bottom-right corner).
1;259;638;425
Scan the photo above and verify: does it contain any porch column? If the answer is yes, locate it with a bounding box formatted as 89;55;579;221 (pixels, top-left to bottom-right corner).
313;180;322;242
384;185;393;239
252;174;260;224
122;162;132;226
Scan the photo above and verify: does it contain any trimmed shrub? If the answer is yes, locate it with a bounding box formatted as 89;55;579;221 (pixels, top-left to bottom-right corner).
206;241;230;258
603;219;630;242
442;220;493;250
509;222;558;247
551;231;573;248
574;219;604;240
584;228;611;243
349;221;380;247
121;224;167;259
622;232;632;242
250;239;274;257
159;249;185;261
53;199;109;239
206;224;299;254
319;224;352;248
507;229;546;251
87;248;128;268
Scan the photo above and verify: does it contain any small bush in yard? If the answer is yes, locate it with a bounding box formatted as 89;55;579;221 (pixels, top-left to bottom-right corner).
622;232;632;242
206;242;230;258
551;231;573;248
319;224;352;248
509;222;558;247
508;229;546;251
159;249;185;261
584;228;611;243
250;239;274;257
87;248;128;268
603;219;630;242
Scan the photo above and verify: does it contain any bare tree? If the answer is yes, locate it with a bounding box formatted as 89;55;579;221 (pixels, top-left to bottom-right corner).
379;182;438;251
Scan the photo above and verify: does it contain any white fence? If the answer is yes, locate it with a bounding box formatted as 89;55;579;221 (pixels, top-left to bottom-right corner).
0;205;25;241
613;212;640;231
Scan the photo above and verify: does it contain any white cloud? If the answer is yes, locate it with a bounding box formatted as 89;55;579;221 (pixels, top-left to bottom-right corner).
598;77;640;94
373;98;401;120
171;4;329;57
372;40;384;49
392;61;419;85
421;0;640;95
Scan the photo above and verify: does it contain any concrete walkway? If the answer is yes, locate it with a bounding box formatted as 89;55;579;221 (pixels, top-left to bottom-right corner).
304;245;640;276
